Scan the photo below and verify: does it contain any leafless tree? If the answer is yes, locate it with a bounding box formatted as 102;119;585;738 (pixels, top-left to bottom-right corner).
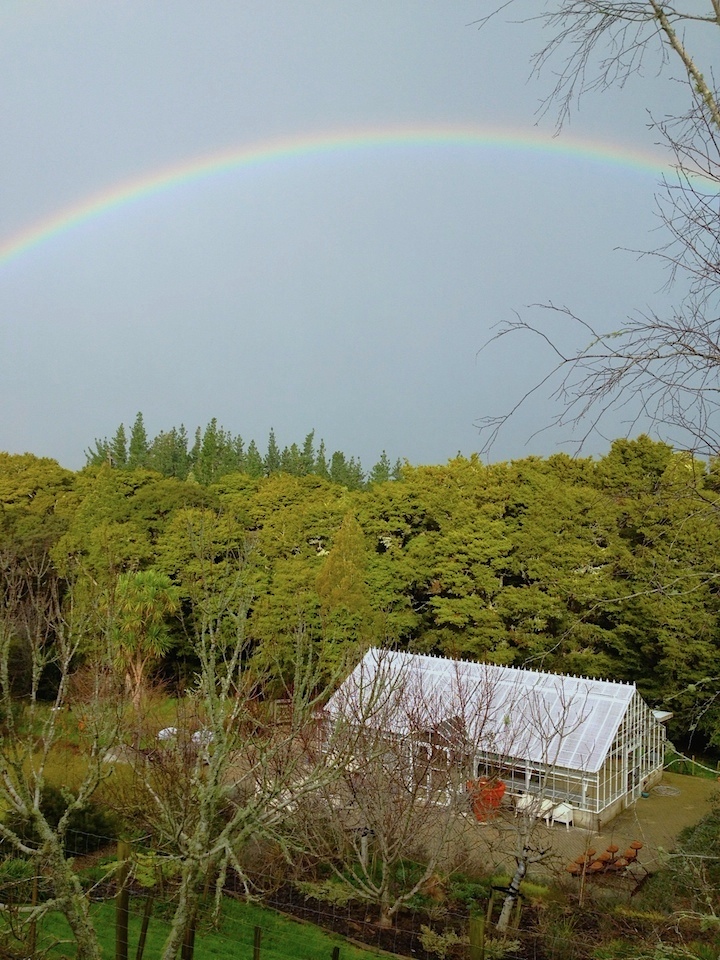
489;679;590;933
0;551;121;960
294;651;489;928
476;2;720;458
112;520;358;960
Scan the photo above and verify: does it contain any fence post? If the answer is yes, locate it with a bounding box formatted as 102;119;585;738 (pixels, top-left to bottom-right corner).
135;894;154;960
115;839;131;960
469;914;485;960
331;948;340;960
180;910;197;960
253;925;262;960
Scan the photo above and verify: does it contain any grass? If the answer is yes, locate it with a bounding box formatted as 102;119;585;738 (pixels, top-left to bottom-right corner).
664;748;720;780
31;896;393;960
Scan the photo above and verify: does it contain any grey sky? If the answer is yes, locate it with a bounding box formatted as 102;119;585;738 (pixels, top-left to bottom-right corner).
0;1;702;471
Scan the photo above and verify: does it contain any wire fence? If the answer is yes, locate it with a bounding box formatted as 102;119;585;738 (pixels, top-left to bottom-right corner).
0;829;552;960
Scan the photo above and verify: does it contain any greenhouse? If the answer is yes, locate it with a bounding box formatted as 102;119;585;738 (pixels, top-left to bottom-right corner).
327;649;667;829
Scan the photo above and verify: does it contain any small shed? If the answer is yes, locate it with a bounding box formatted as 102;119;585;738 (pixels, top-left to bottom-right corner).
326;649;666;829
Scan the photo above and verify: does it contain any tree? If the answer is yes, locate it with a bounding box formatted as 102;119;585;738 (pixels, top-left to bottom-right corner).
478;2;720;458
147;426;190;479
368;451;393;486
118;526;355;960
300;430;316;475
0;553;120;960
314;439;330;479
110;423;128;469
110;568;180;710
329;450;365;490
245;439;264;478
128;412;149;470
316;513;374;658
297;650;482;928
264;428;281;475
280;442;303;476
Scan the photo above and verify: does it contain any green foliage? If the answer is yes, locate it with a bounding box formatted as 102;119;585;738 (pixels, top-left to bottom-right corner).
294;878;359;906
3;785;119;855
0;857;37;903
419;924;468;958
9;431;720;747
128;412;149;470
447;877;491;909
592;941;641;960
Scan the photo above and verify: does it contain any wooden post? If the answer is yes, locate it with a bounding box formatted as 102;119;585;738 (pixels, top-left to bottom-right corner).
115;840;131;960
469;914;485;960
135;894;154;960
253;924;262;960
331;948;340;960
513;894;522;930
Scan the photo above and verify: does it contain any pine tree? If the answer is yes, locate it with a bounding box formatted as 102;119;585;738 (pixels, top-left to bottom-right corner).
301;431;316;475
280;443;303;476
264;428;281;476
148;428;188;478
368;451;392;486
232;435;246;474
197;418;221;485
85;438;111;467
245;440;264;478
188;427;202;477
315;440;330;479
110;424;128;469
330;452;365;490
128;413;149;470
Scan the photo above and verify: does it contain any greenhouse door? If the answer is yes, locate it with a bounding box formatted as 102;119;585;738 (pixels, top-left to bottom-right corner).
626;744;642;800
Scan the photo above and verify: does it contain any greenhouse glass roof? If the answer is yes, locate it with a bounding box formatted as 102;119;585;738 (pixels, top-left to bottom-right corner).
326;649;637;774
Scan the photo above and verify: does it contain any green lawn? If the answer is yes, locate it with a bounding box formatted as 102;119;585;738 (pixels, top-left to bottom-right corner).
34;896;394;960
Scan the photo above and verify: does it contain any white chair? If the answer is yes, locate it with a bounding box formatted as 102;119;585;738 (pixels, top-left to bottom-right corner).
550;802;574;830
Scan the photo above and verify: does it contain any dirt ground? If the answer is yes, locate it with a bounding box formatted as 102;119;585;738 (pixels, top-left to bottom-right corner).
455;771;719;880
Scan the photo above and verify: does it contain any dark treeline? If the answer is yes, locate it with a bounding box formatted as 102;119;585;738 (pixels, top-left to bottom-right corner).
3;434;720;750
86;413;402;489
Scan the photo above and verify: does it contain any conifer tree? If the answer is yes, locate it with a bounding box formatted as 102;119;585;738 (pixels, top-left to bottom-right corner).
233;435;246;474
85;438;111;467
245;440;264;478
264;428;281;475
110;424;128;469
315;440;330;479
368;451;392;486
301;430;316;475
280;442;303;476
128;412;149;470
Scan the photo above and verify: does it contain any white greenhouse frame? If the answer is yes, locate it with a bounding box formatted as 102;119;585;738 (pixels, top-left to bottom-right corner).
326;650;667;829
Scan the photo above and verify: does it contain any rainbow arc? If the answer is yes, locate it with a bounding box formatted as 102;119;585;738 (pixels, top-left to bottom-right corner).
0;124;672;267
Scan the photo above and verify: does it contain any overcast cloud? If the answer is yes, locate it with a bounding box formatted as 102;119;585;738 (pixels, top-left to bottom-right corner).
0;1;700;470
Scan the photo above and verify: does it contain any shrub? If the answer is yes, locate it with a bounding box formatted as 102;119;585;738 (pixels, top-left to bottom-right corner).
419;924;468;959
3;785;119;855
0;857;36;904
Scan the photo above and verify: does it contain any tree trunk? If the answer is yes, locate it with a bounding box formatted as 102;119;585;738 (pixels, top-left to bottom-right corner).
160;861;200;960
44;844;102;960
378;889;393;929
496;859;526;934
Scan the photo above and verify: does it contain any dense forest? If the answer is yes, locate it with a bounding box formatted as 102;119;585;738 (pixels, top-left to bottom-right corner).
3;428;720;752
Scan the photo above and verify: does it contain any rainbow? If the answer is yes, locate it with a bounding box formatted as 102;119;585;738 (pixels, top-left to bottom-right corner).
0;123;672;268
